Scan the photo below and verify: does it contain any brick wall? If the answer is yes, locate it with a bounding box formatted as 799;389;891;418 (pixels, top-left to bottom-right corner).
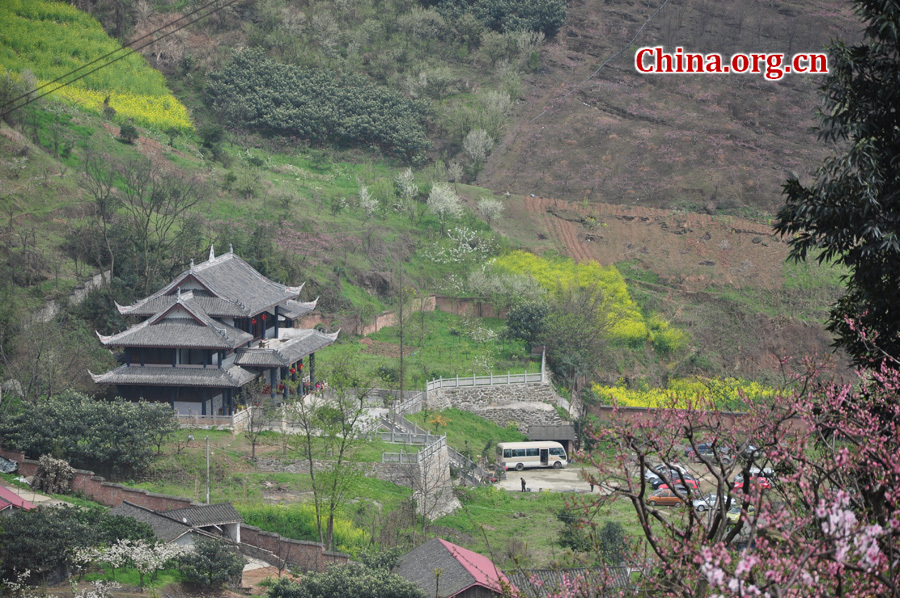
0;447;346;572
240;525;349;570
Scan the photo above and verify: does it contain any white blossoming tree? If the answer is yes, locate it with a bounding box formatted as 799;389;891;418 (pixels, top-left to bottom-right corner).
426;183;463;235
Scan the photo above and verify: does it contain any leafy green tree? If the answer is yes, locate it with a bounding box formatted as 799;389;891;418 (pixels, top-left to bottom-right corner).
774;0;900;365
0;392;174;476
504;300;548;347
0;505;153;581
540;283;613;403
268;562;426;598
117;121;138;143
177;539;245;590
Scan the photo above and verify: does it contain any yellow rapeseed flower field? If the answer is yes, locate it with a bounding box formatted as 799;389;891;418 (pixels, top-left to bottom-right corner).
0;0;192;132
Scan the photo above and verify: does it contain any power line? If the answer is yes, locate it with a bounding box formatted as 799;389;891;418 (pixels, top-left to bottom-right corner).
529;0;673;124
0;0;240;120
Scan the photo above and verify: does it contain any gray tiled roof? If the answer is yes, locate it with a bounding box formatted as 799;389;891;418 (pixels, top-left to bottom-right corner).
394;538;475;597
506;568;633;597
234;329;338;368
100;294;253;349
117;295;246;317
110;501;192;543
127;251;303;317
279;298;318;320
394;538;510;597
527;424;577;441
90;364;258;388
164;503;242;527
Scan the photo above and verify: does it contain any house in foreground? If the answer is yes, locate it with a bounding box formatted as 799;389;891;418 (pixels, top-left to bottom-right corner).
394;538;514;598
91;246;337;416
0;485;36;515
110;501;242;547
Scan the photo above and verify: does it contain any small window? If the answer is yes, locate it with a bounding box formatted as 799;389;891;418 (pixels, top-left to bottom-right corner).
503;449;511;459
513;449;526;458
526;448;539;457
549;447;561;456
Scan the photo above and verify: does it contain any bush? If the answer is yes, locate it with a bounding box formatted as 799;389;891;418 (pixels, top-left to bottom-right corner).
267;562;425;598
118;121;139;143
177;539;245;590
0;391;176;477
0;505;153;581
206;50;430;164
31;455;75;494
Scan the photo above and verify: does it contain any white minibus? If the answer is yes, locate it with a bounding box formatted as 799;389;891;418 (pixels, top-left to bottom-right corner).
497;441;568;470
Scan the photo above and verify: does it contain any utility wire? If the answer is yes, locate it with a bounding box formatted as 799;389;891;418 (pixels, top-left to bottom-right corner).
0;0;227;113
529;0;673;124
0;0;240;120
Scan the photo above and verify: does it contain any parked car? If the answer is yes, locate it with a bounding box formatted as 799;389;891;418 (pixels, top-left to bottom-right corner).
749;466;776;480
733;474;771;492
693;493;722;512
685;443;732;462
726;504;756;523
647;488;684;507
659;478;700;491
649;476;668;490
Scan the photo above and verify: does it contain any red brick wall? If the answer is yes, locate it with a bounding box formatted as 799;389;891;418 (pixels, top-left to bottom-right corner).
0;447;344;572
240;525;349;571
0;448;195;510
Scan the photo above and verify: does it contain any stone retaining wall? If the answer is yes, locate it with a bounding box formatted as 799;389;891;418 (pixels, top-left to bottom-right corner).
426;384;564;432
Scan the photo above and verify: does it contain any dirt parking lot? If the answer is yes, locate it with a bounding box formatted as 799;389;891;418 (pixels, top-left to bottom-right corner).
496;464;596;494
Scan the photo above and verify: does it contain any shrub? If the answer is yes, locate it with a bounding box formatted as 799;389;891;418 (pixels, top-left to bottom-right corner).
177;539;245;590
206;50;430;164
31;455;75;494
118;121;139;143
267;562;426;598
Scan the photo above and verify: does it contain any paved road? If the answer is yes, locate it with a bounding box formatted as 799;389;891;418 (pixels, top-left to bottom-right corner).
496;465;597;494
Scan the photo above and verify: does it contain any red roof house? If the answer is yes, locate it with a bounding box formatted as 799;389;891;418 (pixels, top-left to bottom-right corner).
394;538;515;598
0;485;37;514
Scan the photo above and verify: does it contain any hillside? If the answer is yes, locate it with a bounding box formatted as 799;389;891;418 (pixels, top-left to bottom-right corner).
0;0;858;388
481;0;860;214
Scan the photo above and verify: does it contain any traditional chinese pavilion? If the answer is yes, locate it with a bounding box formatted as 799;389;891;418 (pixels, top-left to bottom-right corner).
90;246;337;416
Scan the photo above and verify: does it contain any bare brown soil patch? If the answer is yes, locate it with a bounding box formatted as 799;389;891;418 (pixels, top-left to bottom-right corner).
500;195;788;291
479;0;859;214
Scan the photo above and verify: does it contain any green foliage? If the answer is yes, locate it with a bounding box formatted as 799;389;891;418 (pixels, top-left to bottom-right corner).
357;547;405;572
267;562;426;598
431;0;567;37
0;392;176;477
504;300;548;346
207;50;430;164
409;407;527;451
774;0;900;365
177;539;245;590
0;505;154;580
0;1;191;131
118;121;138;144
236;503;368;554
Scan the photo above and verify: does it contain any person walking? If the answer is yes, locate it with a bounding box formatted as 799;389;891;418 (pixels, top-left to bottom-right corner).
520;477;526;492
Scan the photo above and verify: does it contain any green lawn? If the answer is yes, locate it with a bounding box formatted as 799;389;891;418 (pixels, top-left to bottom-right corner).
316;310;539;391
409;407;527;458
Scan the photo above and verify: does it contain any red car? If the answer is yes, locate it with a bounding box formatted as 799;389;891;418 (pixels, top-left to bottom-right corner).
733;475;771;491
659;478;699;491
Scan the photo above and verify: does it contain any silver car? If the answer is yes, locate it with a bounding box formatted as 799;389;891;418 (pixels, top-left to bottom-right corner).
693;493;720;512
